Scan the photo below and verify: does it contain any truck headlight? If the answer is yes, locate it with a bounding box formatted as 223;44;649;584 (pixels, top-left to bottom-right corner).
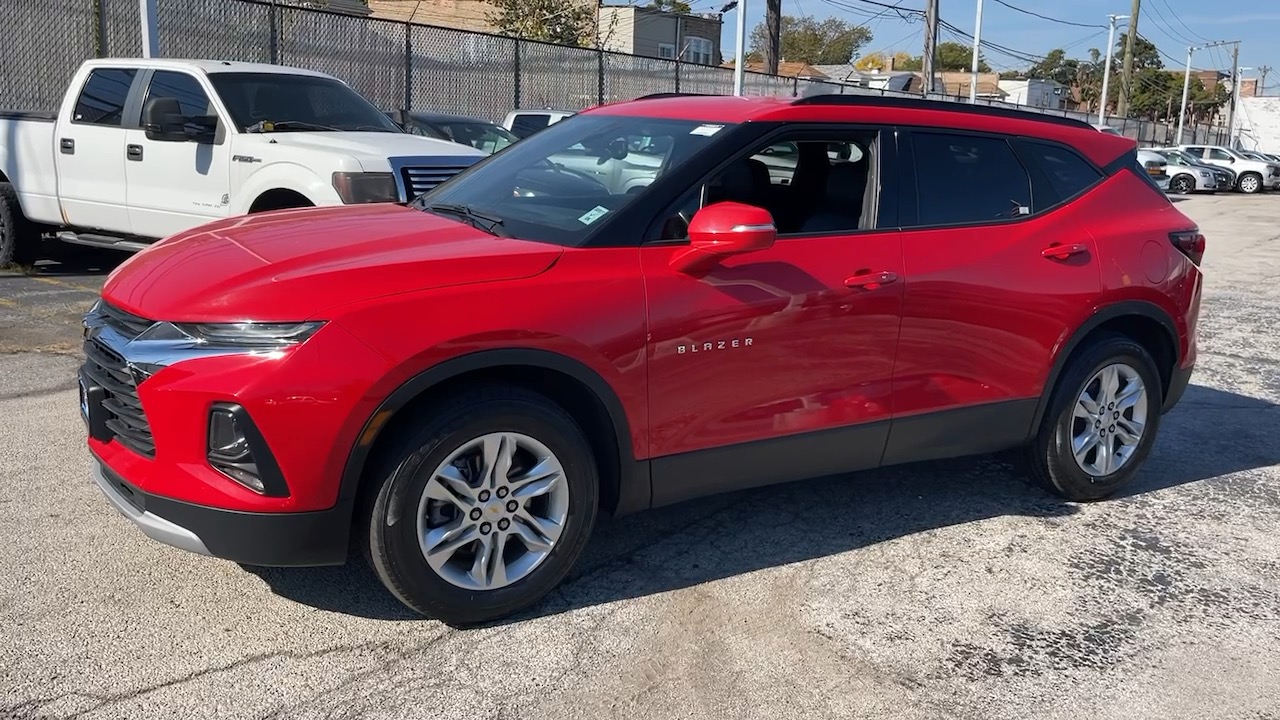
332;172;398;204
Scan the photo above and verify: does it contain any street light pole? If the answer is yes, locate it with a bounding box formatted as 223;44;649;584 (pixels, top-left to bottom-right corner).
968;0;984;103
732;0;747;95
1177;45;1194;143
1098;14;1127;124
1233;65;1252;147
139;0;159;57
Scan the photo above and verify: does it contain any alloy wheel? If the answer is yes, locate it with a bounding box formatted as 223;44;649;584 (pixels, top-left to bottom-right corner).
1172;175;1194;194
1241;175;1261;193
415;432;569;591
1070;363;1149;478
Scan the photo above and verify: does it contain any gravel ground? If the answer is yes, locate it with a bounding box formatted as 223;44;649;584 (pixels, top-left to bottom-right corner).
1;194;1278;719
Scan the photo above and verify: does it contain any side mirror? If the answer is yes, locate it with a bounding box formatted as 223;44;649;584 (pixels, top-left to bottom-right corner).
142;97;215;143
670;201;776;273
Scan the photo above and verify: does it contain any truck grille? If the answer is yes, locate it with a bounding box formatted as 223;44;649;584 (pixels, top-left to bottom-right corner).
82;335;155;458
400;165;473;199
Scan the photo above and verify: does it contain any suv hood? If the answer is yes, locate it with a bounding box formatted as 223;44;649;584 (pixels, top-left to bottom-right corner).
261;131;484;170
102;204;563;322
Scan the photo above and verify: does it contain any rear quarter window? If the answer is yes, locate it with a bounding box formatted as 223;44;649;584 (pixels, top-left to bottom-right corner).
72;68;138;126
910;131;1032;226
510;114;551;138
1021;140;1104;202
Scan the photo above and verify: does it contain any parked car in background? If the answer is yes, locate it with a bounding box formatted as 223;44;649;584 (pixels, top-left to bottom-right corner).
503;108;575;139
81;93;1203;626
0;58;484;263
1152;148;1232;193
1136;149;1171;192
395;111;518;154
1176;144;1280;193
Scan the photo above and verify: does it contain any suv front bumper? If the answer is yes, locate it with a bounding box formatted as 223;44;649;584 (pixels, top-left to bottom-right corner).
92;454;352;567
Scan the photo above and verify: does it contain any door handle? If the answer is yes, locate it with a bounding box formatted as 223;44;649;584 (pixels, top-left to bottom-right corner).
126;144;143;161
1041;243;1089;260
844;270;899;289
60;138;75;155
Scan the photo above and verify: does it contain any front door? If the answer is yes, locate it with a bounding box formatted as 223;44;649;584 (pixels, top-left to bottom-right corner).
641;128;905;506
125;69;232;239
55;67;138;233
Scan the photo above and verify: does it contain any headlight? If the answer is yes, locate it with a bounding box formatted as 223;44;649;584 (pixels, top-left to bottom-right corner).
136;320;325;348
1198;171;1211;178
332;172;398;203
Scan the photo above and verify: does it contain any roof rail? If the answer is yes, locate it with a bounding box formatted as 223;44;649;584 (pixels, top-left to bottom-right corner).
790;93;1093;130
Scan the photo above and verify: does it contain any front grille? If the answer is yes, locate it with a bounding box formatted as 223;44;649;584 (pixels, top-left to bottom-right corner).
82;337;155;458
400;165;472;198
1270;168;1279;177
100;301;154;339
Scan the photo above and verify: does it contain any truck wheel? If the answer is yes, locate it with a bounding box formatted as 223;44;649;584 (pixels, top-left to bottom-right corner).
364;384;598;626
0;182;39;266
1022;333;1163;502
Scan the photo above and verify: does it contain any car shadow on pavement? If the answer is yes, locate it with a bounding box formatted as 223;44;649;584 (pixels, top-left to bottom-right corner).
247;383;1280;625
0;242;129;277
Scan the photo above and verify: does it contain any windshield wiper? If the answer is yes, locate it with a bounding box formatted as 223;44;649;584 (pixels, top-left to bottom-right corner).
245;119;341;133
424;203;510;237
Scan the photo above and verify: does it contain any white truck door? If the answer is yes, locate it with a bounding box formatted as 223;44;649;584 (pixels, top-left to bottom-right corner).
125;70;232;239
56;67;136;233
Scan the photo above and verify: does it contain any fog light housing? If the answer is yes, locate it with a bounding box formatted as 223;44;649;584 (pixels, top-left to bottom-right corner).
207;403;288;496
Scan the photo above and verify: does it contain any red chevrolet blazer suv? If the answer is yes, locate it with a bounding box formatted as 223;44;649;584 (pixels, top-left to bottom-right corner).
80;93;1204;625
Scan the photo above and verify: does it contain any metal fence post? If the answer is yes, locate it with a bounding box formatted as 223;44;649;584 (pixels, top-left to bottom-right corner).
598;49;605;105
402;22;412;113
268;0;279;64
513;38;521;110
674;59;680;93
95;0;107;56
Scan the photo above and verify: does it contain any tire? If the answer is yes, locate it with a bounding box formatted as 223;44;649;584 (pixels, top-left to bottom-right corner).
1238;172;1263;194
1170;174;1195;194
364;384;599;626
0;182;40;266
1023;333;1164;502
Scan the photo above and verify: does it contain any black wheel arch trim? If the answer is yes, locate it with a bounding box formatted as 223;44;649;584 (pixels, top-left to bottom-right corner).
338;348;649;516
1029;300;1181;439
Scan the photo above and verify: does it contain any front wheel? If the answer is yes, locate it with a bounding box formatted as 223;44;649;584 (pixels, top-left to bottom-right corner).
364;385;599;626
1023;333;1163;502
0;182;39;266
1170;174;1195;194
1238;172;1263;194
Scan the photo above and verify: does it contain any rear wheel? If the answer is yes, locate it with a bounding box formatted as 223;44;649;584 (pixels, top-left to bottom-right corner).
0;182;40;266
1238;172;1263;194
364;385;598;626
1170;174;1195;194
1023;333;1163;501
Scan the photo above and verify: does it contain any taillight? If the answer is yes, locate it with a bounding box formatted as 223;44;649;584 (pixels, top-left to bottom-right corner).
1170;230;1206;266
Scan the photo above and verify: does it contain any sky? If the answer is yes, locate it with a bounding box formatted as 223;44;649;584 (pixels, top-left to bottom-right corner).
709;0;1279;87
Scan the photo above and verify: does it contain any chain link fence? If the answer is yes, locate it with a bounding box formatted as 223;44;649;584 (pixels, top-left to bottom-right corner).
1;0;1231;147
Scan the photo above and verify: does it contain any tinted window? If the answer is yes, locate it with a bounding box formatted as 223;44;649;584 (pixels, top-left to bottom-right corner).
207;72;401;132
1208;148;1233;161
510;114;550;138
144;71;212;117
72;68;137;126
912;132;1031;226
429;121;518;154
1023;141;1103;201
416;115;732;246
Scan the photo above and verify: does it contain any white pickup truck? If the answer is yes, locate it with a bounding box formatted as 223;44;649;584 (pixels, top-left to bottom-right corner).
0;58;486;264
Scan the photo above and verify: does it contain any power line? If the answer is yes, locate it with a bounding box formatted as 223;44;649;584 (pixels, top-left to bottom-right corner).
988;0;1104;30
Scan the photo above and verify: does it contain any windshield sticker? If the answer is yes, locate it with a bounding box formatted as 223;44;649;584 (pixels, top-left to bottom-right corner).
578;206;610;225
690;124;725;136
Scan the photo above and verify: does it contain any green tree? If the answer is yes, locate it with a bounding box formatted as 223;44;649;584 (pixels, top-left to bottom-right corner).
748;16;873;66
1026;48;1083;86
935;41;990;72
484;0;595;47
647;0;692;13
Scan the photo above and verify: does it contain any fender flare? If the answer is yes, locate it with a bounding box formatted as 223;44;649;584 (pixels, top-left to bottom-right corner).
233;162;338;215
1028;300;1180;438
338;348;649;515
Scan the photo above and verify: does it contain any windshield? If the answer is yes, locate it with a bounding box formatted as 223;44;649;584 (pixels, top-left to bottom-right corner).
421;119;518;154
208;72;403;133
412;114;734;246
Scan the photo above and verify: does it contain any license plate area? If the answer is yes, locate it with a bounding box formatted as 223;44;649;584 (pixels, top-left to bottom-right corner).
79;371;113;442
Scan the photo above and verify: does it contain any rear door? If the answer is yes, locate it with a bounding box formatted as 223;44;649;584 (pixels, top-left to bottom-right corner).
124;69;233;239
55;67;140;233
885;129;1103;464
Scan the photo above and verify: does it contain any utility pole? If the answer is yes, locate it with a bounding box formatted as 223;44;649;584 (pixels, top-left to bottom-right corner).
1098;13;1128;124
1117;0;1141;116
1177;46;1194;144
1260;66;1272;96
923;0;939;96
968;0;985;103
1232;64;1251;148
1227;43;1240;146
764;0;781;75
139;0;159;57
732;0;747;95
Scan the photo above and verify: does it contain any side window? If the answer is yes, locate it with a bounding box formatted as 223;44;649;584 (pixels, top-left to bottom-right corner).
1208;148;1233;161
911;132;1031;226
510;114;551;138
655;131;880;240
1184;147;1205;158
1021;140;1103;202
72;68;138;126
143;71;212;117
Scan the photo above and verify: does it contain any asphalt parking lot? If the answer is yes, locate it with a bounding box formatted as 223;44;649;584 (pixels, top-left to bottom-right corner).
2;194;1279;720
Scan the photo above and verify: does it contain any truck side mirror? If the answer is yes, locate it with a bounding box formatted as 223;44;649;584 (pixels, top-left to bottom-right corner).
142;97;214;143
